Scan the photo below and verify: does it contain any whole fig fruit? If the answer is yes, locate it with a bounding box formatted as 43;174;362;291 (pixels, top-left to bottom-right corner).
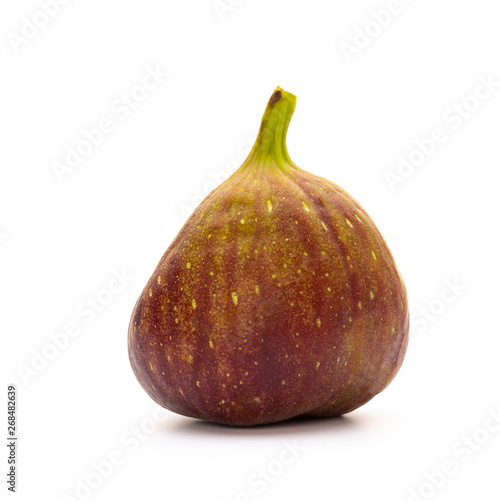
128;87;409;426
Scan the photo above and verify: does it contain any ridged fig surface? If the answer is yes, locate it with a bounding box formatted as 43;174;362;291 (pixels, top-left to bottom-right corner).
128;88;409;426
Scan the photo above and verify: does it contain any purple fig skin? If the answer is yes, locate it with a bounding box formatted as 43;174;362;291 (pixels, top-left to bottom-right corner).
128;88;409;426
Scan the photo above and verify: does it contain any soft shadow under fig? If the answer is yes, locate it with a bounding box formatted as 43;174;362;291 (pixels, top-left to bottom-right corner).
166;413;362;438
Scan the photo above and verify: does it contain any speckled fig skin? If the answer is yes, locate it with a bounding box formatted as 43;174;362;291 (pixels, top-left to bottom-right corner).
128;88;409;426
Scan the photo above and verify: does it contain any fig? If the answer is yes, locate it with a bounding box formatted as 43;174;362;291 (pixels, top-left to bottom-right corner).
128;87;409;426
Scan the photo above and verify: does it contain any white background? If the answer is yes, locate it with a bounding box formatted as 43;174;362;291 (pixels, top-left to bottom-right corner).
1;1;500;499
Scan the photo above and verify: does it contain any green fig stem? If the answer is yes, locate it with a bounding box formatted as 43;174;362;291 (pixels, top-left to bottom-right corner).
242;87;297;171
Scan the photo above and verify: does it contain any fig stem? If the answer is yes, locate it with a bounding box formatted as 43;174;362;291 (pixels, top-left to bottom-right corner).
242;87;297;170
